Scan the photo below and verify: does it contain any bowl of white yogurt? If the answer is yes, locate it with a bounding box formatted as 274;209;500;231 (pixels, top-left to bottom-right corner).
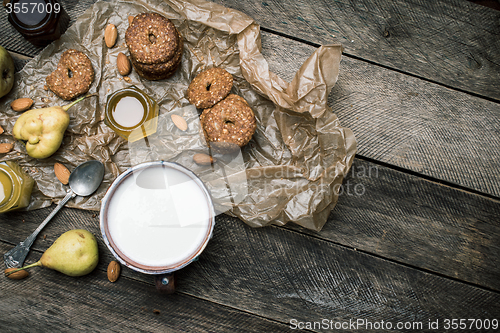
100;161;215;293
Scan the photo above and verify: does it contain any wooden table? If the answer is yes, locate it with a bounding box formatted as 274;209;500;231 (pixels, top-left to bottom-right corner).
1;0;500;331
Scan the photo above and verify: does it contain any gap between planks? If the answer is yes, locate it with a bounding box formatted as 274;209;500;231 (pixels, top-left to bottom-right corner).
8;50;498;202
356;155;500;201
259;26;500;105
279;223;500;295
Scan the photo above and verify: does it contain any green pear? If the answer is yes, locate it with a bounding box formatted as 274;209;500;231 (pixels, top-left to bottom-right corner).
0;45;15;99
12;94;94;159
5;229;99;278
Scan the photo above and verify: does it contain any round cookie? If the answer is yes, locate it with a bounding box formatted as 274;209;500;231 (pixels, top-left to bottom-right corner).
46;49;94;100
200;94;256;154
187;67;233;109
125;13;179;65
130;35;183;80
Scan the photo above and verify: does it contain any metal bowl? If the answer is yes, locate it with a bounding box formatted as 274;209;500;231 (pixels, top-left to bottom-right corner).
100;161;215;292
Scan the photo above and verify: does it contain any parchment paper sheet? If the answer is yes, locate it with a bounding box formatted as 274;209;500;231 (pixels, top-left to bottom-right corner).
0;0;356;231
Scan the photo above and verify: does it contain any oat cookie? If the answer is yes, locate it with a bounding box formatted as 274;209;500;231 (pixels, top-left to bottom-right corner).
130;35;183;80
46;49;94;100
125;12;179;65
200;94;256;154
187;67;233;109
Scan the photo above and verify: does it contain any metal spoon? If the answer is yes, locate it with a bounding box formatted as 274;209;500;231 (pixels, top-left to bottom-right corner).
4;160;105;268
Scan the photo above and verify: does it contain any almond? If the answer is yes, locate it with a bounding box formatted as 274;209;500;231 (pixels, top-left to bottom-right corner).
107;261;121;282
0;143;13;154
10;98;34;112
128;15;134;25
116;52;131;76
104;23;118;48
193;153;216;166
171;114;188;131
54;162;71;185
5;268;29;280
0;126;4;135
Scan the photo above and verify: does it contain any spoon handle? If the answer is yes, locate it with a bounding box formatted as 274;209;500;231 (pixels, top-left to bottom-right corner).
31;190;75;241
3;190;75;268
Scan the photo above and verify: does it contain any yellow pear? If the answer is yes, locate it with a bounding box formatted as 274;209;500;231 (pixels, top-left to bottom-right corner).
5;229;99;278
12;94;94;159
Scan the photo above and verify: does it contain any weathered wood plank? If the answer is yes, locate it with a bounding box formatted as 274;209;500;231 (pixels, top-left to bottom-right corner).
7;29;500;199
4;1;500;197
214;0;500;101
180;216;500;329
1;188;499;331
3;158;499;293
289;158;500;291
9;51;30;73
0;241;291;333
260;30;500;198
3;0;500;101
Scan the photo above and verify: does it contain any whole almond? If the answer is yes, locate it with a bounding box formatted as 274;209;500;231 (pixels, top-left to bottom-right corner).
0;126;4;135
54;163;71;185
105;23;118;48
193;153;216;165
116;52;131;76
107;261;121;282
10;98;33;112
0;143;13;154
5;268;29;280
128;15;134;25
171;114;188;131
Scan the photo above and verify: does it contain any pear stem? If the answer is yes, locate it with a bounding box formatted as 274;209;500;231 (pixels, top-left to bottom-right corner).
62;93;98;112
4;261;42;277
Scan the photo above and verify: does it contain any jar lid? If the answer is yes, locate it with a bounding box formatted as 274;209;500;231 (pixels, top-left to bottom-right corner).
0;169;13;207
8;0;52;30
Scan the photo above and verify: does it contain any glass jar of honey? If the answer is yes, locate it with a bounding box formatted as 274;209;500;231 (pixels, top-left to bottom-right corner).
105;86;160;142
0;161;34;213
7;0;70;47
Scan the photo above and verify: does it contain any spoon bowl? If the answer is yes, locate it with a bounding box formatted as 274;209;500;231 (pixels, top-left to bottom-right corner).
4;160;105;268
69;160;105;196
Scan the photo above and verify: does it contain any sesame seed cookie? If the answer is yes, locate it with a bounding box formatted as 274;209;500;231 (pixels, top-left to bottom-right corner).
125;12;179;65
187;67;233;109
45;49;94;100
130;34;183;81
200;94;257;154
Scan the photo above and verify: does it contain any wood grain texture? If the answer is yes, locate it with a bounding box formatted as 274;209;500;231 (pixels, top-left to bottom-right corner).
9;51;30;73
214;0;500;101
0;241;290;333
289;158;500;291
260;31;500;198
3;0;500;101
180;216;500;329
1;187;499;331
3;1;499;197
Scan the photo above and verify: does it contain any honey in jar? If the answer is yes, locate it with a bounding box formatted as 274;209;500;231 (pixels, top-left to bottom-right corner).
7;0;70;47
105;86;159;142
0;161;34;213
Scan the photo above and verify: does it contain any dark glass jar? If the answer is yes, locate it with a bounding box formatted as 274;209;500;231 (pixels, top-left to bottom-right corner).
7;0;70;47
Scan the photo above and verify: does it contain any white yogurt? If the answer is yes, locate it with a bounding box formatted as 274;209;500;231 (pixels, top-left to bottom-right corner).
112;96;145;128
106;165;212;268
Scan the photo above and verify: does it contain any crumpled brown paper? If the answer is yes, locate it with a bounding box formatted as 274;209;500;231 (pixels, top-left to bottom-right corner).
0;0;356;231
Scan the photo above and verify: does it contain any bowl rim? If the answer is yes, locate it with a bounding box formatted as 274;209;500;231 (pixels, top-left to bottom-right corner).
100;161;215;275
